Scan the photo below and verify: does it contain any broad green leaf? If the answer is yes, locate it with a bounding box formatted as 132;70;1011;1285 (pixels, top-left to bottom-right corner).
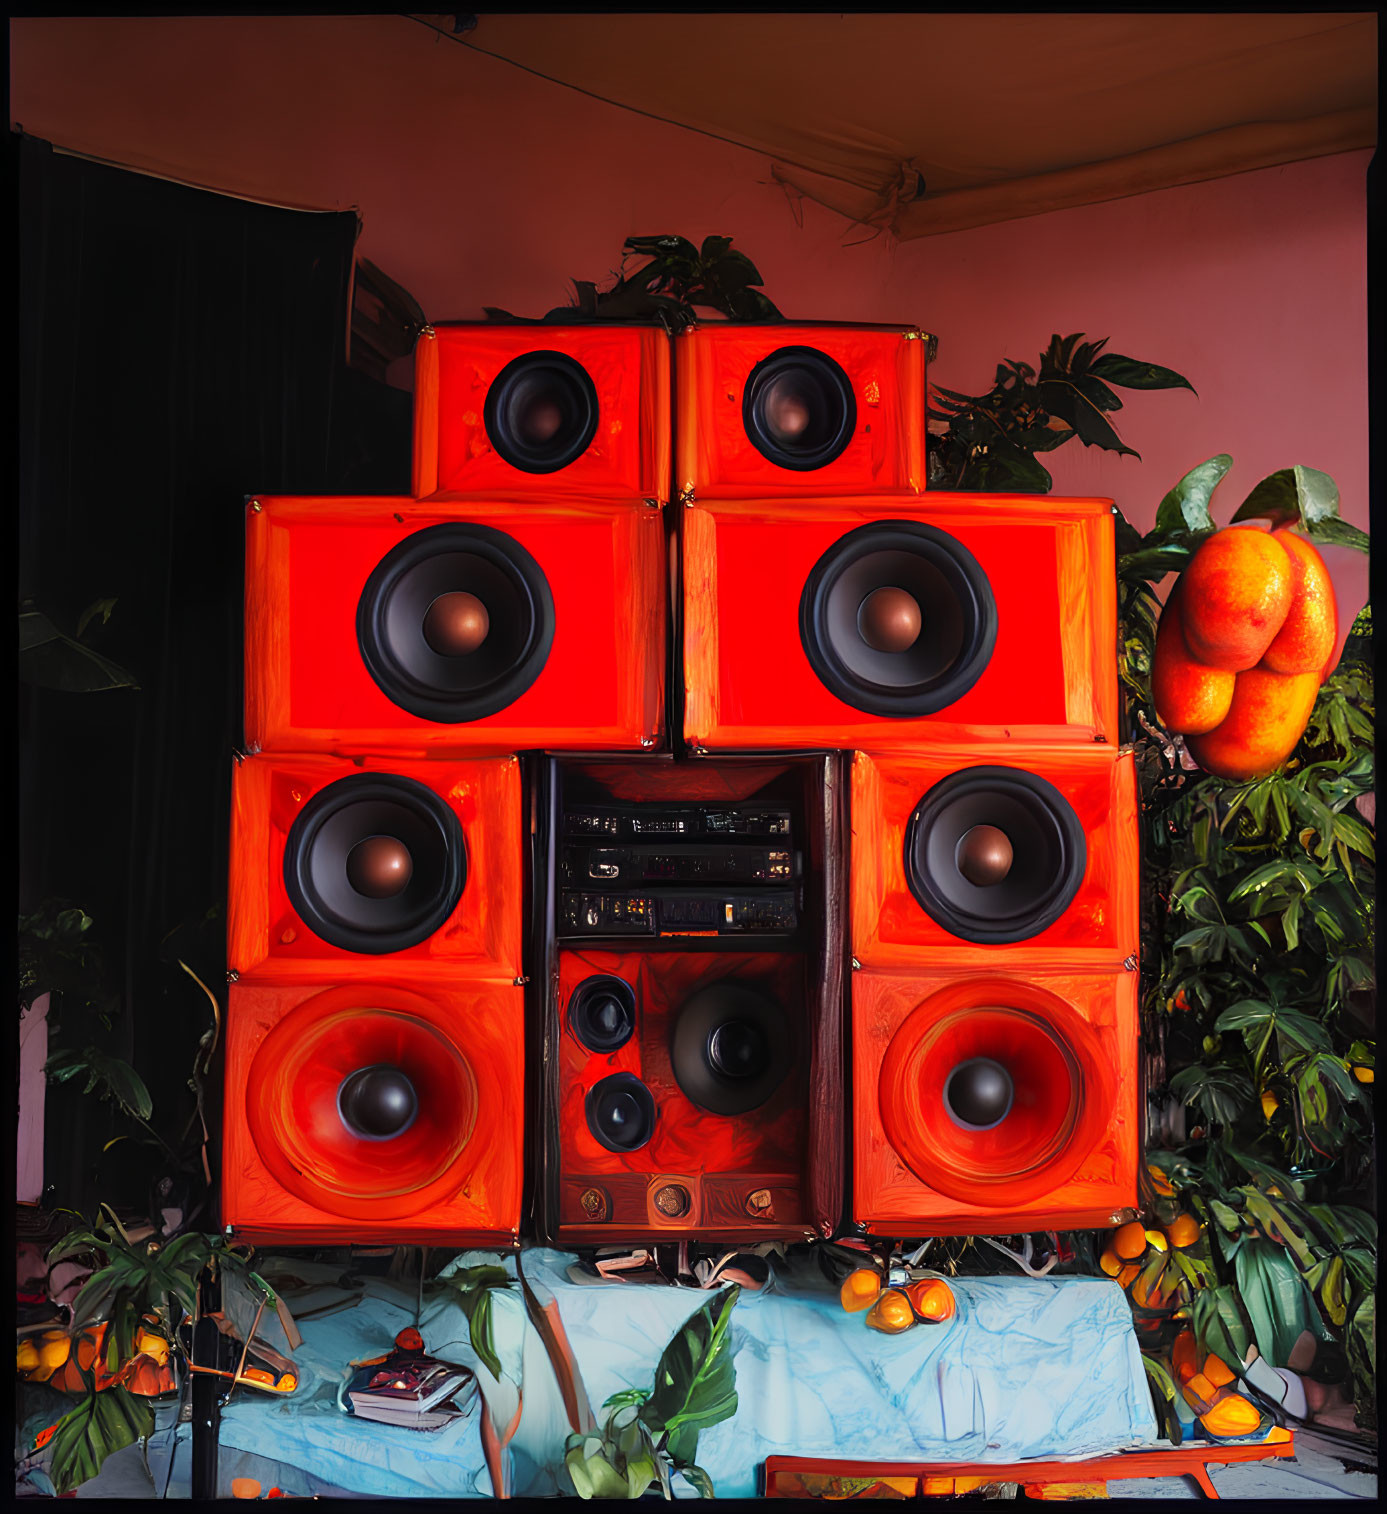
640;1285;741;1443
681;1463;717;1499
1320;1255;1347;1327
1209;1199;1242;1233
1231;466;1368;552
469;1287;502;1382
1192;1283;1251;1368
1036;378;1139;456
1090;352;1197;393
1153;455;1231;539
1234;1240;1313;1366
699;235;732;264
42;1385;154;1495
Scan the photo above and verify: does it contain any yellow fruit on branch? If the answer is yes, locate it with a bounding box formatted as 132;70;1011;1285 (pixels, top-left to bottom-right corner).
1260;1088;1280;1119
1164;1213;1202;1249
839;1268;883;1313
1144;1228;1169;1254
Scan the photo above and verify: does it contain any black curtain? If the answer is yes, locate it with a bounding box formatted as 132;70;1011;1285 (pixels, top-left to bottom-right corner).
16;134;412;1218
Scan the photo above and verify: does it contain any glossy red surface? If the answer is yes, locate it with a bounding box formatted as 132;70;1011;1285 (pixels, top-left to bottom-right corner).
683;493;1118;749
222;979;523;1243
553;949;813;1240
851;747;1139;969
228;752;522;980
676;324;927;497
414;324;671;501
243;495;666;755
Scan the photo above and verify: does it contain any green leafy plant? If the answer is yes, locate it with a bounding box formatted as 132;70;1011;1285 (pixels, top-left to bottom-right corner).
929;333;1194;492
564;1284;741;1499
1117;459;1374;1425
485;235;780;331
432;1262;514;1382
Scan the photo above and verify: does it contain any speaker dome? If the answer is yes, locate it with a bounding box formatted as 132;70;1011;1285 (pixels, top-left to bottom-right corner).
569;975;637;1054
905;767;1087;943
246;986;479;1219
283;774;466;954
671;981;792;1116
879;979;1116;1205
743;346;856;470
799;521;997;717
357;522;555;723
484;350;599;473
586;1072;656;1152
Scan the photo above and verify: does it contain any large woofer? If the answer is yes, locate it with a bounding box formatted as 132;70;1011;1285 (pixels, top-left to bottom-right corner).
799;521;997;716
905;767;1087;943
569;975;637;1054
357;522;555;723
670;981;792;1116
586;1072;656;1152
283;774;466;954
743;346;856;470
483;350;599;473
246;987;479;1219
878;980;1116;1206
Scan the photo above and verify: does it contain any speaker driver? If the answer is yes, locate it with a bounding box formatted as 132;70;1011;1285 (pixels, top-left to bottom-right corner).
743;346;856;470
671;981;792;1116
905;768;1087;943
799;522;997;717
569;975;637;1054
246;987;478;1219
483;350;599;473
357;522;556;724
879;980;1116;1206
586;1072;657;1152
284;774;466;954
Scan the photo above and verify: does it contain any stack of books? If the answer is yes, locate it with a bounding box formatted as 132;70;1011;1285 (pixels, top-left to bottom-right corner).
346;1355;478;1431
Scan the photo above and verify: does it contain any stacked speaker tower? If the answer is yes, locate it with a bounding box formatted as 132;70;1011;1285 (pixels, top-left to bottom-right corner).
225;312;1139;1248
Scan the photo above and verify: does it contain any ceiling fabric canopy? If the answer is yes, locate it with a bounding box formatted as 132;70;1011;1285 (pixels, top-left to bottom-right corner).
415;11;1376;237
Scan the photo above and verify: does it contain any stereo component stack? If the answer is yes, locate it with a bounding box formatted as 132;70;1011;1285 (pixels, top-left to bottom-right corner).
224;313;1140;1248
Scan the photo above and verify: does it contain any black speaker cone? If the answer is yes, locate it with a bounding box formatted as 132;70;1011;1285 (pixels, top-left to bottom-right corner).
484;351;599;473
799;521;997;716
743;346;856;470
586;1072;656;1152
284;774;466;953
943;1057;1014;1130
357;522;555;723
338;1064;419;1140
671;982;791;1116
904;767;1086;943
570;975;637;1054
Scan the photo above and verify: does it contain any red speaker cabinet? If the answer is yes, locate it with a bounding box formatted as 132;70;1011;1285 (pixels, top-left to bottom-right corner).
413;324;671;502
682;492;1118;750
851;747;1139;970
228;752;522;981
675;323;928;498
243;496;666;756
852;965;1139;1236
221;978;524;1244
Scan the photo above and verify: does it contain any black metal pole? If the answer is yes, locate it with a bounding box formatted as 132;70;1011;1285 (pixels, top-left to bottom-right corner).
191;1267;221;1499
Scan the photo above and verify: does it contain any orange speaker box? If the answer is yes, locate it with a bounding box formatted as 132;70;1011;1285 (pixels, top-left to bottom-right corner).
243;495;666;756
683;492;1117;751
413;324;671;501
548;948;817;1244
221;978;524;1244
675;323;927;498
852;965;1139;1235
228;752;522;981
851;748;1139;969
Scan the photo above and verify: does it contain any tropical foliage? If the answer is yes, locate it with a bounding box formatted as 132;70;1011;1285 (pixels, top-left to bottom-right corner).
564;1285;741;1499
1116;458;1374;1431
928;332;1194;493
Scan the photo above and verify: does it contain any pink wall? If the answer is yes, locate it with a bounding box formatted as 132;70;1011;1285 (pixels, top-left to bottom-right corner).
10;16;1370;628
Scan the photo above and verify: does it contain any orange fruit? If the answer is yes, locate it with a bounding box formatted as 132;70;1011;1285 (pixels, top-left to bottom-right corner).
1204;1353;1236;1388
1117;1263;1140;1289
1260;1088;1280;1118
1165;1213;1201;1249
1199;1391;1262;1440
906;1278;956;1322
840;1268;883;1313
1185;666;1320;781
1113;1221;1149;1261
1099;1248;1123;1277
1172;1329;1198;1384
1152;581;1236;734
1260;530;1337;678
865;1289;916;1335
1180;527;1294;671
134;1324;170;1366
